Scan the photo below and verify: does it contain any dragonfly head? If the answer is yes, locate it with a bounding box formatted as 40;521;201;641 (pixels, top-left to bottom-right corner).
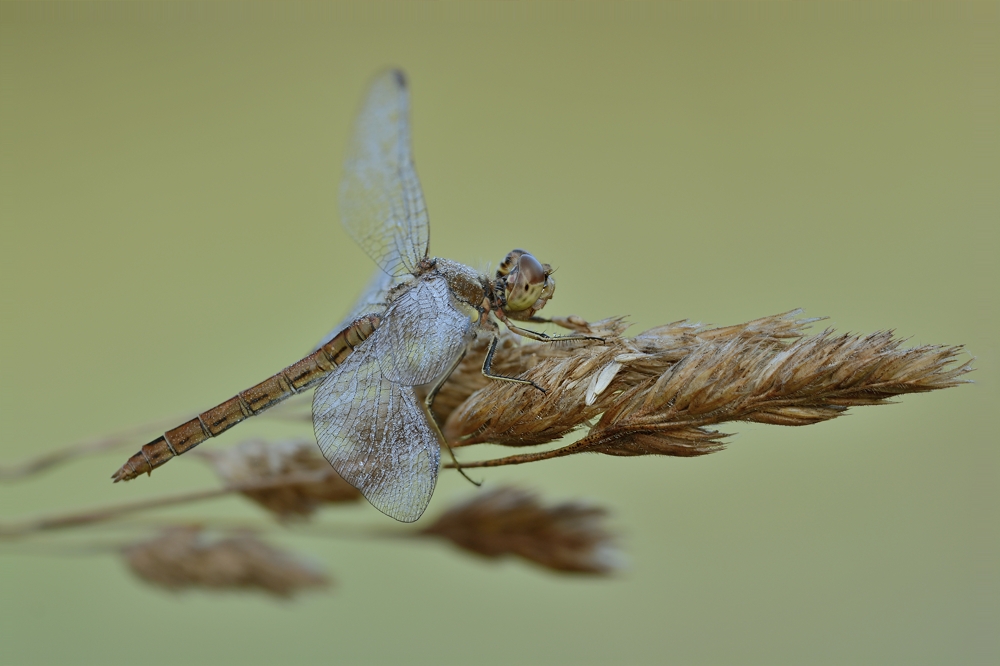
496;249;555;320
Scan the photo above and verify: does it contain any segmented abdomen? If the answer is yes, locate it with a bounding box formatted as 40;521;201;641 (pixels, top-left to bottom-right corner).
111;314;380;482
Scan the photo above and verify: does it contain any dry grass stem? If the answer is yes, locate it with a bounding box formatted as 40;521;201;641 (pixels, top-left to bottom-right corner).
198;439;362;519
440;311;971;468
0;396;314;483
0;415;187;482
0;467;351;538
123;526;329;597
421;486;621;574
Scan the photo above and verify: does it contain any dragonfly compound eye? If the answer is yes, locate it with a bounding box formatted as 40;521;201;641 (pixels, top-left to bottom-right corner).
504;252;549;312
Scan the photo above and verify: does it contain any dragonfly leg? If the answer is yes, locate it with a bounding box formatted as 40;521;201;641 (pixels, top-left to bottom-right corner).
504;320;604;345
481;334;546;394
423;350;481;487
425;350;464;411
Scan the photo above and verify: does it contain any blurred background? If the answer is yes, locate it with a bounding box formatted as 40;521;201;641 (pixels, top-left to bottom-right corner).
1;2;997;664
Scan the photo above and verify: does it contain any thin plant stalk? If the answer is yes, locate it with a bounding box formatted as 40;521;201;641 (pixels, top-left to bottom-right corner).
0;469;339;538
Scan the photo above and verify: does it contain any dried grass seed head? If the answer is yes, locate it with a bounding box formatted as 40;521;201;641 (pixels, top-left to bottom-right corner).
422;487;623;574
122;526;330;598
439;311;971;466
201;439;361;518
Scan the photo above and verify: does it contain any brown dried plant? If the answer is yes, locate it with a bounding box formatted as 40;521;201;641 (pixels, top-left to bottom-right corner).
198;439;362;519
421;486;621;574
122;526;330;598
0;309;971;591
438;311;972;468
0;440;360;538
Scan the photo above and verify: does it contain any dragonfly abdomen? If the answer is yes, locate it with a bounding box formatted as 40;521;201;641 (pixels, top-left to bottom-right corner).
111;314;380;482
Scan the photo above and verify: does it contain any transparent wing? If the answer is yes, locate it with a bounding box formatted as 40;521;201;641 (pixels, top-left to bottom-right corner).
340;69;428;278
313;267;409;350
374;275;475;385
313;341;439;523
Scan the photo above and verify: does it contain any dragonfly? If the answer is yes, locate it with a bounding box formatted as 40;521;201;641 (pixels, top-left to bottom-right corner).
112;70;597;522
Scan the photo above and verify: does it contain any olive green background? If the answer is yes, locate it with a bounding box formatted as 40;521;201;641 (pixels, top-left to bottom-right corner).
1;2;997;664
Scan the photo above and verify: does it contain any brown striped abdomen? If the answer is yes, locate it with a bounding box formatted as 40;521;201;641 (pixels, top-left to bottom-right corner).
111;314;380;482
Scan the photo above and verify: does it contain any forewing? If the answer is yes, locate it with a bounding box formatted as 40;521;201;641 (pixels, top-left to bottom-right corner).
340;69;428;278
312;342;439;522
374;275;475;385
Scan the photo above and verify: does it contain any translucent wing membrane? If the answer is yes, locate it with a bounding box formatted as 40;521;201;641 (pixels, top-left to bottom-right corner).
340;69;429;278
312;341;440;522
313;267;408;351
373;275;475;385
314;73;471;522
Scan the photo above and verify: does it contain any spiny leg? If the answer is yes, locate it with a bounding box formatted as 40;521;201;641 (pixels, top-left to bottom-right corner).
423;350;480;487
481;334;546;394
503;320;604;345
480;315;603;392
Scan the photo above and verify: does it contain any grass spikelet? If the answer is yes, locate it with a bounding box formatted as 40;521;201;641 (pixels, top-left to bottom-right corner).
442;312;971;468
122;526;330;597
421;487;622;574
200;439;361;519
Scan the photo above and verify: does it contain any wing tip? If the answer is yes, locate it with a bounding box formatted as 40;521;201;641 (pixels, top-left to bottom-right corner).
387;68;407;89
373;499;429;524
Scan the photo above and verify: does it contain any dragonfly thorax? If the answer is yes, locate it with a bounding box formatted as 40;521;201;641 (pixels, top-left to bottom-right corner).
494;249;555;321
429;257;493;317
